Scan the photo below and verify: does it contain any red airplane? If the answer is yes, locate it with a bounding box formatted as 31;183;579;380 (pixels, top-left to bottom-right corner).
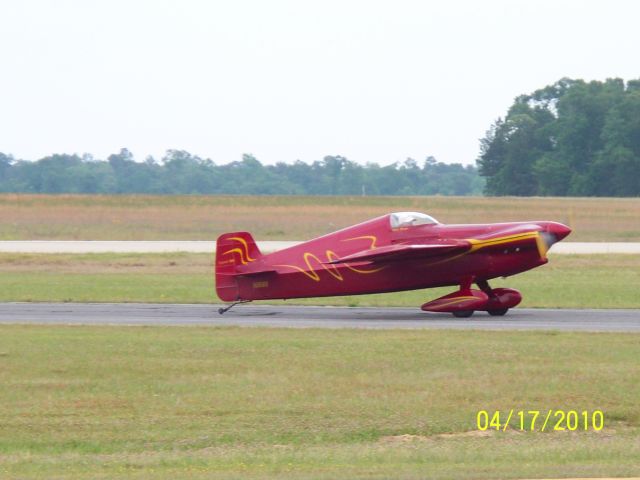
215;212;571;317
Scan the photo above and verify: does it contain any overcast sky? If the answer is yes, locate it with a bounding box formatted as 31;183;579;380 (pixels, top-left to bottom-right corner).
0;0;638;166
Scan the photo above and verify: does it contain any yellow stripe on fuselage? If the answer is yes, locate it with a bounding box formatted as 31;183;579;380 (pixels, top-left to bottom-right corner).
467;231;539;252
424;231;541;267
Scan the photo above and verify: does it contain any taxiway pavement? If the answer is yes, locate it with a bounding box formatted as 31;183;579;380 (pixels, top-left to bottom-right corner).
0;241;639;254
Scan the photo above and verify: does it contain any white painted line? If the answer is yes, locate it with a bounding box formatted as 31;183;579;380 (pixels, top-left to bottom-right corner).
549;242;640;254
0;241;637;254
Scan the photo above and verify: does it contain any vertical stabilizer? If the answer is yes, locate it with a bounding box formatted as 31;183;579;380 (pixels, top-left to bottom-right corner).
215;232;261;301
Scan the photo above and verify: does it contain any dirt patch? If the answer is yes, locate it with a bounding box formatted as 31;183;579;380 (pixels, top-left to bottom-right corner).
380;430;494;444
434;429;494;439
379;433;433;444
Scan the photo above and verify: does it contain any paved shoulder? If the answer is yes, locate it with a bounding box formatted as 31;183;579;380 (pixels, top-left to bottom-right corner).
0;303;639;332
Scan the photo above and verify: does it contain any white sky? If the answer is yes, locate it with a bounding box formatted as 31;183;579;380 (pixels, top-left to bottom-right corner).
0;0;638;166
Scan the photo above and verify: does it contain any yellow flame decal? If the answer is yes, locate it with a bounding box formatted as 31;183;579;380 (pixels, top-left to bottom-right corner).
221;236;257;265
274;263;321;281
222;248;248;265
275;245;386;281
336;235;385;273
275;252;342;282
343;235;378;250
325;250;385;275
228;236;256;262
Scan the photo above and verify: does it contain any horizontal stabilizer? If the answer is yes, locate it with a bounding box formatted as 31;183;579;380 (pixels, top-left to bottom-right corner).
327;241;470;264
234;266;278;277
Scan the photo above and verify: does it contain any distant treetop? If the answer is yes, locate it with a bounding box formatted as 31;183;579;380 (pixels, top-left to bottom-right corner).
0;150;483;196
477;77;640;196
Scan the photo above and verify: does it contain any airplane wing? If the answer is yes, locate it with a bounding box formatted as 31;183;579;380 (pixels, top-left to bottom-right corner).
326;240;471;265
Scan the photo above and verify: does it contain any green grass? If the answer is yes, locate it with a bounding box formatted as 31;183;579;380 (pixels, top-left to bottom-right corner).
0;325;639;478
0;253;639;308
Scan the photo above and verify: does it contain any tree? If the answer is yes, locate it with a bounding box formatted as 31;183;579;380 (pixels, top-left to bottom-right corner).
0;153;13;182
478;77;640;196
478;103;554;195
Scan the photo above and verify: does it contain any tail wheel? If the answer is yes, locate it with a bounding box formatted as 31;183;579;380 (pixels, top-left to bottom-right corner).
488;308;509;316
452;310;474;318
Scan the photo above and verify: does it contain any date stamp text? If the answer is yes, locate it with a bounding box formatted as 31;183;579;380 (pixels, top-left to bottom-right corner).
476;409;604;432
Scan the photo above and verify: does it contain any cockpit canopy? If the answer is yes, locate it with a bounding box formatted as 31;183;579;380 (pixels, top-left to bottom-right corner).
389;212;439;229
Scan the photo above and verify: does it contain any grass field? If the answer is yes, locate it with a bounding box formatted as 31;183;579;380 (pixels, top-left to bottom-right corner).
0;325;639;479
0;252;639;308
1;195;638;479
1;194;640;241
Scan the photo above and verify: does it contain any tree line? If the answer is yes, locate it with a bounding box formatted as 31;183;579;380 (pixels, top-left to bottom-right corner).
0;150;483;196
478;77;640;196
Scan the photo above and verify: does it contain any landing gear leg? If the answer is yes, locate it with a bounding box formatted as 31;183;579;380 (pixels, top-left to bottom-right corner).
218;300;250;315
460;275;475;292
476;279;494;296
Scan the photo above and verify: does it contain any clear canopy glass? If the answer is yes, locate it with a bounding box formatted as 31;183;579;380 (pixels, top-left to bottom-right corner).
389;212;439;228
390;212;438;228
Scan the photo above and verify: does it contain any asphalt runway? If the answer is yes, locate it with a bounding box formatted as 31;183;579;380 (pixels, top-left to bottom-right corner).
0;303;639;331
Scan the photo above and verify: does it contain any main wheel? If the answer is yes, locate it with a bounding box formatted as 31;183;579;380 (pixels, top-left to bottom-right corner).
487;308;509;316
452;310;474;318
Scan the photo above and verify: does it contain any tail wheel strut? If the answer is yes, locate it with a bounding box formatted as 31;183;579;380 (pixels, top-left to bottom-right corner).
218;300;251;315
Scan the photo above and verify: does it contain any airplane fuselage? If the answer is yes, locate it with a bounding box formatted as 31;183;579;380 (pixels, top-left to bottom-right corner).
227;215;569;301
